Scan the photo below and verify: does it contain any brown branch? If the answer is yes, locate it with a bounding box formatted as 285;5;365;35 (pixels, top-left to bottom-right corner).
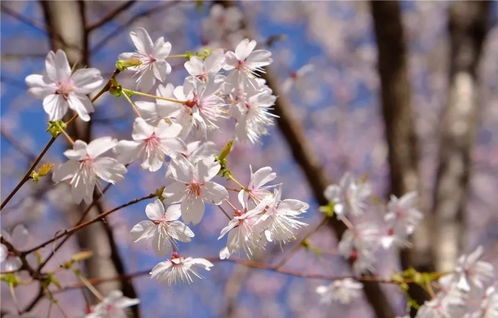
91;0;181;53
22;192;155;255
0;137;56;211
86;0;137;32
55;257;400;294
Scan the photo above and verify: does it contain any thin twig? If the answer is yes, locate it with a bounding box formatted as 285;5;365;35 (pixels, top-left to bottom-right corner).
86;0;137;32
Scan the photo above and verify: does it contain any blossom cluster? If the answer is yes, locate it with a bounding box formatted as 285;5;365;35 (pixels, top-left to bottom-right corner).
324;173;423;274
21;27;309;291
417;246;497;318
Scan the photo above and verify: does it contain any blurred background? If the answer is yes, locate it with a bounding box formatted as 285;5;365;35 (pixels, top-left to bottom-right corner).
1;1;498;317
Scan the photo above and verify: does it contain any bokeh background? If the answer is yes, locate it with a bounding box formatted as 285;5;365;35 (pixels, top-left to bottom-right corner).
1;1;498;317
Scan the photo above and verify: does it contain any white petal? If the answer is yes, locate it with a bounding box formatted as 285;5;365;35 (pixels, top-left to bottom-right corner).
130;27;153;53
145;199;165;220
115;140;142;164
181;197;204;224
52;160;79;182
43;94;68;121
45;50;71;82
168;221;194;242
235;39;256;61
87;136;118;158
130;220;156;242
163;204;181;221
132;117;154;140
67;94;94;121
72;68;104;94
203;182;228;205
93;157;127;184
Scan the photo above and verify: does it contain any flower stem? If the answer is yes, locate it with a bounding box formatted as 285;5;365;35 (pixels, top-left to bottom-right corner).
122;88;187;105
55;121;75;145
122;90;143;118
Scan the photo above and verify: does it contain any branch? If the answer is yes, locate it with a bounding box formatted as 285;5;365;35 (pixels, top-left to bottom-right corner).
55;257;400;294
0;137;56;211
86;0;137;32
22;192;155;255
91;1;181;53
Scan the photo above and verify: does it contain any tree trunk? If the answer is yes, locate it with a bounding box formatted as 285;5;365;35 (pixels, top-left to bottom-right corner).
431;1;490;272
370;2;431;315
39;1;140;316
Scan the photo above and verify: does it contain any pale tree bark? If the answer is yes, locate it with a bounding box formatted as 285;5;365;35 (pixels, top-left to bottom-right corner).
39;1;139;315
431;1;490;272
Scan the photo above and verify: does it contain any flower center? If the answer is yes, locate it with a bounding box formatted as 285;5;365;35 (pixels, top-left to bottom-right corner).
55;79;74;100
79;155;93;166
144;132;160;149
187;182;203;197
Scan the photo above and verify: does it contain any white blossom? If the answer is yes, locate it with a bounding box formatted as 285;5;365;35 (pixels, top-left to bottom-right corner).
254;187;308;243
202;4;242;41
316;278;363;305
150;252;213;285
185;49;225;81
445;246;494;293
119;28;172;89
85;290;139;318
53;137;127;204
130;200;194;257
116;117;183;172
218;191;266;260
338;223;380;274
324;173;371;217
381;192;423;249
224;38;273;85
171;76;226;138
0;224;29;271
232;81;277;143
163;156;228;224
25;50;103;121
246;166;277;200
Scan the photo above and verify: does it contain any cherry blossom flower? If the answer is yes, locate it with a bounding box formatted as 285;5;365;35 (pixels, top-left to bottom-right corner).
232;81;277;143
338;223;380;274
25;50;103;121
202;4;242;42
381;192;423;249
163;156;228;224
185;49;225;81
468;286;498;318
281;64;315;93
135;83;177;126
0;224;29;271
324;173;371;217
119;28;172;89
116;117;183;172
218;191;266;259
130;200;194;257
254;187;309;243
171;76;226;138
224;39;273;84
85;290;139;318
416;286;466;318
150;252;213;285
53;137;127;204
246;166;277;200
180;141;217;162
445;246;494;293
316;278;363;305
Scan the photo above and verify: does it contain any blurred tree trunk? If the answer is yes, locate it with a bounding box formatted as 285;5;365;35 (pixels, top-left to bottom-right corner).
431;1;490;272
40;1;140;315
370;1;431;314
